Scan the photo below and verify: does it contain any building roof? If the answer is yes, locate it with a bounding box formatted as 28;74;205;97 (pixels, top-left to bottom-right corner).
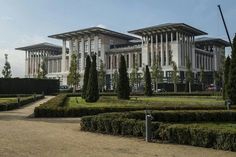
195;37;230;47
15;42;64;51
128;23;207;36
48;27;138;40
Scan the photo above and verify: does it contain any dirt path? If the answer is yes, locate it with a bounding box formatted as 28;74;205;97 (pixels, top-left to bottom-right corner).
0;96;235;157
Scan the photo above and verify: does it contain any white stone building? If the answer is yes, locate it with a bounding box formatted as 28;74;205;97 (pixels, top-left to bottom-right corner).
16;23;229;89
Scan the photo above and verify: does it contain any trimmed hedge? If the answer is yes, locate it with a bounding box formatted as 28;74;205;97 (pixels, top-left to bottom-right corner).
80;112;236;151
125;110;236;122
0;78;59;94
0;95;44;111
34;93;231;118
157;124;236;151
81;113;160;137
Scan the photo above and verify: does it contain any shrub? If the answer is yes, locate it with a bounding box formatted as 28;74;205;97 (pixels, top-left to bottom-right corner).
157;123;236;151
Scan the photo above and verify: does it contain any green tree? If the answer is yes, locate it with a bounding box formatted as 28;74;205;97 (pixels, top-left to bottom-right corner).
37;57;48;79
98;60;106;92
228;34;236;103
112;69;119;92
223;56;231;99
2;54;12;78
86;55;99;102
186;57;193;93
171;61;178;93
151;60;163;92
117;55;130;100
144;65;152;96
67;54;80;93
82;55;91;99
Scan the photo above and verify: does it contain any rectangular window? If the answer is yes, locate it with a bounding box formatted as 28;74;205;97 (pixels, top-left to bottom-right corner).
139;53;142;67
91;40;94;52
79;41;82;52
133;54;136;68
114;56;117;69
98;38;102;50
85;41;88;52
58;59;61;72
126;54;129;68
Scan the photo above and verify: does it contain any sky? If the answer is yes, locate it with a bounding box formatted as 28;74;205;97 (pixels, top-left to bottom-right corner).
0;0;235;77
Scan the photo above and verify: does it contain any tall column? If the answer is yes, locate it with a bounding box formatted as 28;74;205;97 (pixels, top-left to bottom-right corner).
87;37;91;56
166;33;169;66
129;53;132;69
155;34;158;65
62;40;66;72
28;51;31;76
81;38;85;70
171;32;173;42
94;35;99;68
160;34;163;66
151;35;154;66
25;51;28;77
69;39;73;70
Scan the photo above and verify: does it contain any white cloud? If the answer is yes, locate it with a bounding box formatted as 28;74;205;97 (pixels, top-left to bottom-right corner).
96;24;107;29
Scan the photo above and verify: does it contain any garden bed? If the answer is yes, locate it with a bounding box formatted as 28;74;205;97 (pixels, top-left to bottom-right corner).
34;94;231;118
0;94;45;111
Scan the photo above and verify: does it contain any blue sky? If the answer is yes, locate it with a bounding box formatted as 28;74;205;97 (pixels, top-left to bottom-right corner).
0;0;235;77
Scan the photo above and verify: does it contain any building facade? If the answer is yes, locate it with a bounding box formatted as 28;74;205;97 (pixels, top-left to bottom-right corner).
16;23;229;89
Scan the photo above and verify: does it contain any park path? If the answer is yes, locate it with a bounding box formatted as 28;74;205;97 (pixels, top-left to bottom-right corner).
0;96;236;157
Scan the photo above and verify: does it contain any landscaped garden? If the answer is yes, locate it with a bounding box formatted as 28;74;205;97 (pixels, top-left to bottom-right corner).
0;94;44;111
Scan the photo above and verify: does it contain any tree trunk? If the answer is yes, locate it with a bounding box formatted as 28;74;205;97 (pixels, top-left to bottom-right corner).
189;82;191;93
73;86;76;93
156;82;158;93
174;83;177;93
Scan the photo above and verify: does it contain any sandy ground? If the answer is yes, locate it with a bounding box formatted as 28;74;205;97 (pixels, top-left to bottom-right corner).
0;96;236;157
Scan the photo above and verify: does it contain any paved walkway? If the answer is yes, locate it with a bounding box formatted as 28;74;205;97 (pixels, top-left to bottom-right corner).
0;96;236;157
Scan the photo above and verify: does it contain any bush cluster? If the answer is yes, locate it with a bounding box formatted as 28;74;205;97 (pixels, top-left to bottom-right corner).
125;110;236;122
80;111;236;151
157;124;236;151
81;113;160;137
0;95;44;111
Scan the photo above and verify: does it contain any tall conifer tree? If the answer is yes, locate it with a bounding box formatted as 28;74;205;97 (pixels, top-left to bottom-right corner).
86;55;99;102
117;55;130;99
228;35;236;103
82;56;91;99
223;56;231;99
144;65;152;96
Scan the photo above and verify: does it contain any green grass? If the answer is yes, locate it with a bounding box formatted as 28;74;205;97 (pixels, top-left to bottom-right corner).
0;96;34;104
169;122;236;132
0;98;17;103
66;96;225;108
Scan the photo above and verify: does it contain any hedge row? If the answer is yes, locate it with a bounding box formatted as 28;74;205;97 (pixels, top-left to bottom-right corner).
81;113;160;137
157;124;236;151
0;95;44;111
125;110;236;122
80;112;236;151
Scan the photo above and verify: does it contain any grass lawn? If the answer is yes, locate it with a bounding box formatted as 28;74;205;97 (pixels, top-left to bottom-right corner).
174;123;236;132
0;96;34;104
0;98;17;103
66;96;225;108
